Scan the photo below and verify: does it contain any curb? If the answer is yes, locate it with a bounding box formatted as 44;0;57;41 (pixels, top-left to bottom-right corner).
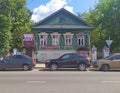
33;63;45;69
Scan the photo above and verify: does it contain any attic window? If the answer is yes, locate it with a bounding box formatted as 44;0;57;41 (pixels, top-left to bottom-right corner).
59;16;65;23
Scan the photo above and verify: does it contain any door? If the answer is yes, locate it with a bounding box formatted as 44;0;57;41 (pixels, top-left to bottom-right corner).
3;56;22;69
0;60;4;69
59;54;76;68
3;56;15;69
109;55;120;69
12;55;24;68
25;47;33;57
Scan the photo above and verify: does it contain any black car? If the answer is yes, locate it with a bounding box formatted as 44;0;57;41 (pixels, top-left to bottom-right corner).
45;53;90;71
0;54;35;71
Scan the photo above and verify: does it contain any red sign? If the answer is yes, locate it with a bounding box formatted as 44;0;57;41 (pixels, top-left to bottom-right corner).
44;46;56;50
23;41;35;46
23;34;35;47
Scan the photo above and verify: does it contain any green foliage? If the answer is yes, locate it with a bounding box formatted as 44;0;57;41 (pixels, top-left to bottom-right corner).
82;0;120;51
0;0;32;54
0;1;12;55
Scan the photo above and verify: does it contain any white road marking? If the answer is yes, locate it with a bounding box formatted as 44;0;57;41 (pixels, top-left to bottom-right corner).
27;80;46;84
102;81;120;84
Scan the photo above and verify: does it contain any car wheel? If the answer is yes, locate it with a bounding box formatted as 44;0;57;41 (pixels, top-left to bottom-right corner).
78;63;86;71
50;64;58;71
23;65;30;71
101;64;109;72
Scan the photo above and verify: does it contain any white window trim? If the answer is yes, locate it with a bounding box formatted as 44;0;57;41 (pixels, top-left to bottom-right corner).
77;34;85;46
51;32;61;46
63;32;73;46
38;32;48;47
65;35;72;45
52;35;59;46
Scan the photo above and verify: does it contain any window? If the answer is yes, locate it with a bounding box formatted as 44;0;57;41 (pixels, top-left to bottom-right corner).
59;16;65;23
52;35;59;46
111;55;120;60
64;33;73;46
4;56;14;62
39;35;47;46
65;35;72;45
71;54;79;59
77;34;85;46
51;33;60;46
61;54;71;59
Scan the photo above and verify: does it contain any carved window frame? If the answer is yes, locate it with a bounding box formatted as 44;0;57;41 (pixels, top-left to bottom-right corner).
38;32;48;47
63;32;73;46
77;33;85;46
51;32;61;46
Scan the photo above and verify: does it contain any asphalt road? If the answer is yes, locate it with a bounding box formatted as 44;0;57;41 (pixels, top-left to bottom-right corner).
0;69;120;93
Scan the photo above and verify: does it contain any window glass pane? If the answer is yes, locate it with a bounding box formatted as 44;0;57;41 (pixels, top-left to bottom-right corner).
112;55;120;60
61;55;70;59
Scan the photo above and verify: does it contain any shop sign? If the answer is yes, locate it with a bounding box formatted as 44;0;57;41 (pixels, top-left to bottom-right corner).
23;34;35;46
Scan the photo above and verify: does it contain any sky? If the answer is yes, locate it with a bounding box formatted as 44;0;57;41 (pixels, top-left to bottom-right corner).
26;0;98;22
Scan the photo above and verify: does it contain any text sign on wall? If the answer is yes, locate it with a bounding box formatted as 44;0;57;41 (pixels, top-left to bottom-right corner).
23;34;35;46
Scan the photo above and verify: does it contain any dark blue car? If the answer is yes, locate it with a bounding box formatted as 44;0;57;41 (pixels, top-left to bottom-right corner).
0;54;35;71
45;53;90;71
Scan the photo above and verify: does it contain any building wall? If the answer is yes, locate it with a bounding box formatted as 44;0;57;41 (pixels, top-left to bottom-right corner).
33;50;76;62
33;31;90;62
35;31;90;50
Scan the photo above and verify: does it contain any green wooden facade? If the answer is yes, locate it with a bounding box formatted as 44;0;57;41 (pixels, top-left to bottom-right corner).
31;8;93;51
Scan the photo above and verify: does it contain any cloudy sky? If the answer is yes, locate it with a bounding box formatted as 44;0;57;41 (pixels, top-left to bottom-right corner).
26;0;98;22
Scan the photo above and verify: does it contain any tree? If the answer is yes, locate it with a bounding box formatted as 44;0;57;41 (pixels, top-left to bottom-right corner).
0;1;12;56
9;0;32;50
83;0;120;52
83;9;105;50
0;0;32;55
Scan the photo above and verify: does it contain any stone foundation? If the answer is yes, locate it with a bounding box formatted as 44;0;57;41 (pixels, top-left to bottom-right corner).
33;50;76;62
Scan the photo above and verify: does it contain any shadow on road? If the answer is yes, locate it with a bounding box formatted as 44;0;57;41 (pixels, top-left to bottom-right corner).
0;69;32;72
88;69;120;72
39;68;120;72
39;68;90;72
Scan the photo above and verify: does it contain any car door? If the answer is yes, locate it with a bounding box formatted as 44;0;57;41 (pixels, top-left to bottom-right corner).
108;55;120;69
3;56;15;69
68;54;79;67
59;54;77;68
0;60;4;69
12;55;25;68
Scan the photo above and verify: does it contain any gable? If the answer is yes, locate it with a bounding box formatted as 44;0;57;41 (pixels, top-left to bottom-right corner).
32;8;93;30
35;8;91;27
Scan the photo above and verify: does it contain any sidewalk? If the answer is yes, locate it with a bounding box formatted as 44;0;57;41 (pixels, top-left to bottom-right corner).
34;63;45;69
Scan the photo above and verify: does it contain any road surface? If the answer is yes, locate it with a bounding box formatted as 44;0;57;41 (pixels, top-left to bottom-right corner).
0;69;120;93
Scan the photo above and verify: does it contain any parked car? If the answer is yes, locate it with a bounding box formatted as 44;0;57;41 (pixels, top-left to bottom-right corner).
93;53;120;71
45;53;90;71
0;54;35;71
